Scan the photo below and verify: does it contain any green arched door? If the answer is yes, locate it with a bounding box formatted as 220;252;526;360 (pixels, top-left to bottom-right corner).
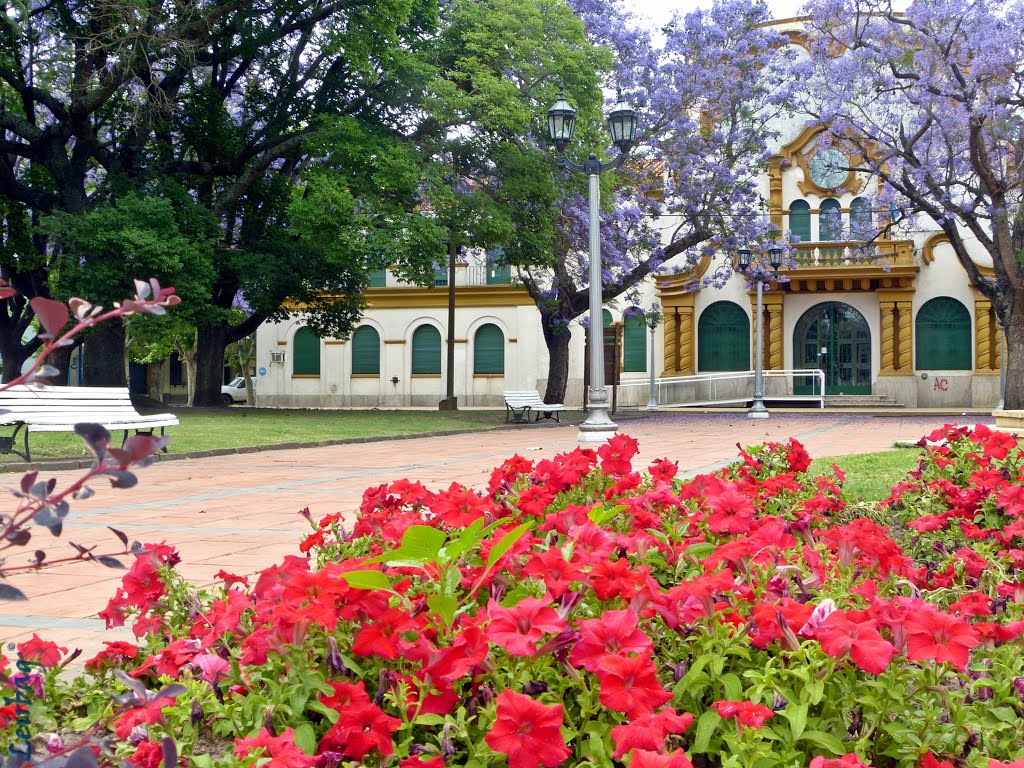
794;302;871;394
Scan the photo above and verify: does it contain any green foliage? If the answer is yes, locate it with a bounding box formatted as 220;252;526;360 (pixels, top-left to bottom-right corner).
45;189;217;323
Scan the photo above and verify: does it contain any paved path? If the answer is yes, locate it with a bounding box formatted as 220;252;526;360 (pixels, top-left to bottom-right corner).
0;412;983;661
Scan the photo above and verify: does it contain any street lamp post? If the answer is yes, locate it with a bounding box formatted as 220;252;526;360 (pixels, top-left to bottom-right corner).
547;88;638;443
646;306;662;411
735;245;783;420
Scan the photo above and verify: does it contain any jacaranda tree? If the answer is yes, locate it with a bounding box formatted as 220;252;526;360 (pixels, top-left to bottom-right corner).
524;0;791;403
797;0;1024;408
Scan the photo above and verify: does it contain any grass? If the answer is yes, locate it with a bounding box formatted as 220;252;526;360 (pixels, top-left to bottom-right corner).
0;407;539;462
809;447;922;502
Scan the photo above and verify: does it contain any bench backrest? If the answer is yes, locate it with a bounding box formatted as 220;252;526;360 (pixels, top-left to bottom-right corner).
0;385;144;422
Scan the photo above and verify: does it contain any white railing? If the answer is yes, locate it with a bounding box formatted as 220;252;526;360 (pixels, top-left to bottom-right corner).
615;369;826;409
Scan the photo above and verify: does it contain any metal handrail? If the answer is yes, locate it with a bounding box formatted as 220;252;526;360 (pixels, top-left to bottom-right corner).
615;368;826;409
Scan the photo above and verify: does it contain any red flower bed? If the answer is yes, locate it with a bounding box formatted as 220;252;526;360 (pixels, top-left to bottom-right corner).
6;427;1024;767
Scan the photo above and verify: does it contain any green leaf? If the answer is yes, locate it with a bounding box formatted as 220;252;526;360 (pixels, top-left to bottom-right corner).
721;672;742;701
396;525;448;563
784;701;808;741
693;709;721;753
307;701;340;724
442;517;486;562
340;569;393;591
799;730;846;755
293;723;316;754
190;756;213;768
415;713;447;726
428;594;459;627
364;525;447;566
486;521;533;568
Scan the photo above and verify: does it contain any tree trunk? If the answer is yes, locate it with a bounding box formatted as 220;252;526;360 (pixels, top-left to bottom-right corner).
542;316;572;405
81;320;127;387
0;328;30;384
46;344;74;385
193;320;229;406
1004;303;1024;410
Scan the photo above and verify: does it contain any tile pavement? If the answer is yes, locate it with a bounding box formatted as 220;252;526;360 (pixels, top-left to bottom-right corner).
0;411;989;664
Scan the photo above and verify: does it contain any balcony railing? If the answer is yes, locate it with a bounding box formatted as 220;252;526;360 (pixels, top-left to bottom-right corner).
789;240;915;268
370;265;515;288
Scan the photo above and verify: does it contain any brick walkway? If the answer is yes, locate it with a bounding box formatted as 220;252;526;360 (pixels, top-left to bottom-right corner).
0;412;984;662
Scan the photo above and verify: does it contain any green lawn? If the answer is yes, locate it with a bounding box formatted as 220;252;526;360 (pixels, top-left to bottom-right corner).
809;447;922;502
0;408;533;462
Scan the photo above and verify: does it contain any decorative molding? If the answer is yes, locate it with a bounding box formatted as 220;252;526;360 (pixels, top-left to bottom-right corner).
323;340;346;345
778;123;866;197
383;340;407;345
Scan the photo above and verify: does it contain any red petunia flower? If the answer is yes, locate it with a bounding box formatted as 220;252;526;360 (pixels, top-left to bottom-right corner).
594;654;672;718
485;595;567;657
703;479;756;534
988;761;1024;768
610;709;694;758
815;612;895;675
127;741;165;768
570;609;653;673
234;727;317;768
484;690;570;768
351;607;420;659
84;640;140;673
599;433;639;476
628;749;694;768
318;702;401;760
917;755;955;768
904;610;981;671
809;756;872;768
711;700;775;729
17;633;67;668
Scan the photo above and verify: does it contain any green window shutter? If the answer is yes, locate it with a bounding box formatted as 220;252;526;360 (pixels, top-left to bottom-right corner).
293;327;320;375
351;326;380;375
819;198;842;241
602;309;613;327
368;269;387;288
473;324;504;374
790;199;811;242
412;325;442;374
916;297;971;369
698;301;749;371
622;312;647;372
486;249;511;284
850;197;871;239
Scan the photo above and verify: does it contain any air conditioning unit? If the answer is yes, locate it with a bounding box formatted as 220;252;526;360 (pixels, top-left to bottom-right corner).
270;351;286;364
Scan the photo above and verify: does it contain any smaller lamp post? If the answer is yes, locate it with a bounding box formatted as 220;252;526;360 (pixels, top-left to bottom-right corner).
548;88;638;442
645;305;662;411
735;245;783;419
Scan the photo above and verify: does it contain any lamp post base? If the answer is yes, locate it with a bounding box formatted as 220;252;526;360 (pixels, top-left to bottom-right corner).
747;401;769;419
577;406;619;443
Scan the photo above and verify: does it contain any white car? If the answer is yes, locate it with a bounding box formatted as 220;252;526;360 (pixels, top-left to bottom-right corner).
221;377;253;405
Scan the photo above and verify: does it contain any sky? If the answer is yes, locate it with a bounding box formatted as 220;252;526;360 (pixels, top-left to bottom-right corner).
624;0;811;29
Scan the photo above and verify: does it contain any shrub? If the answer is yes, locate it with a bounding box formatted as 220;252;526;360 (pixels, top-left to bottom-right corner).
6;427;1024;767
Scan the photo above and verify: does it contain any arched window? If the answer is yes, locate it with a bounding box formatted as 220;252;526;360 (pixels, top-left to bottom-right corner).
850;197;872;239
819;198;842;241
474;324;504;374
789;199;811;242
351;326;380;375
602;309;613;327
293;327;320;376
698;302;749;371
916;297;971;369
412;325;442;375
623;311;647;372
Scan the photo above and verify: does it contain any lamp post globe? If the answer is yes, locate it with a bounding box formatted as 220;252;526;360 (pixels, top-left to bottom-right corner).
547;87;638;443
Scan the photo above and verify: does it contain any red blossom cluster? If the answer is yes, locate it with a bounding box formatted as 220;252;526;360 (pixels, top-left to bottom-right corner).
41;428;1024;767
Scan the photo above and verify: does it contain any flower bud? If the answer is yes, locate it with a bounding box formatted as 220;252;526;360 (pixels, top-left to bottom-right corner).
190;698;204;725
128;725;148;745
522;680;548;695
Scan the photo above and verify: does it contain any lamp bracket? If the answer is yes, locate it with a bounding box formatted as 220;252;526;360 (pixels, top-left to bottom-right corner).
556;151;626;176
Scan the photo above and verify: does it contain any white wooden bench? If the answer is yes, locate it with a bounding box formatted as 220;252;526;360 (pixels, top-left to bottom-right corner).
503;390;566;423
0;385;179;462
